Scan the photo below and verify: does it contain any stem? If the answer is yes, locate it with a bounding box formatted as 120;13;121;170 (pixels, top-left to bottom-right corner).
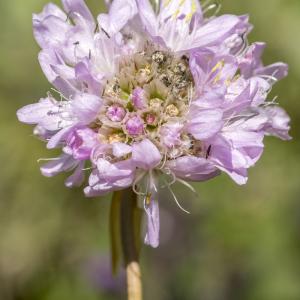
126;261;142;300
120;188;143;300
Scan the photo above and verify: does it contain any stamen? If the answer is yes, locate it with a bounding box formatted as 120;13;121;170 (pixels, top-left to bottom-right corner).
211;60;225;74
82;167;94;171
158;152;168;170
202;1;221;18
101;27;110;39
73;41;80;63
259;75;278;84
185;0;197;22
152;51;167;65
133;170;147;196
160;169;177;187
50;88;70;102
149;170;158;193
37;157;61;163
235;34;250;57
164;179;191;214
176;178;197;194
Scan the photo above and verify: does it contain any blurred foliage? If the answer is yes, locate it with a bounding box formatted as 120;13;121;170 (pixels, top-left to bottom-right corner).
0;0;300;299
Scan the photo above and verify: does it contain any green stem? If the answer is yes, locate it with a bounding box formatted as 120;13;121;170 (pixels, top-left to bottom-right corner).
110;189;143;300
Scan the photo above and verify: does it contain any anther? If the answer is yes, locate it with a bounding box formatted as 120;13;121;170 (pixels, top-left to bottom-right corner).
159;74;172;87
152;51;167;65
173;62;187;75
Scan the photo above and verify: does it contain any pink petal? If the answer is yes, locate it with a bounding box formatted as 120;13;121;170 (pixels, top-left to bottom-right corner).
167;156;220;181
98;0;137;36
62;0;95;27
41;154;77;177
132;139;161;170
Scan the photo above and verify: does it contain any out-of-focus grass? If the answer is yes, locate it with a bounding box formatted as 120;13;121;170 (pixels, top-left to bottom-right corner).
0;1;299;300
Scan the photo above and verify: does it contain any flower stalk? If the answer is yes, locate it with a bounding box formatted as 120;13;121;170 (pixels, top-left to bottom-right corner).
126;261;142;300
111;189;143;300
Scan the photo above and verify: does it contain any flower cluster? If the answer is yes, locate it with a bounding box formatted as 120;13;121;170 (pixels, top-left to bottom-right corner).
17;0;291;247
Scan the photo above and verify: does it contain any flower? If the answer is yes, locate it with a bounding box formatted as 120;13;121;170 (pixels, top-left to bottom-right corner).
17;0;291;248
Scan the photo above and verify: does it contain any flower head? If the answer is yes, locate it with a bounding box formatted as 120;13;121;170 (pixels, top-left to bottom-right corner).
17;0;291;248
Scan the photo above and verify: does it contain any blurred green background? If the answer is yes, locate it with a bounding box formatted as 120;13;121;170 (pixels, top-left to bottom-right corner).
0;0;299;299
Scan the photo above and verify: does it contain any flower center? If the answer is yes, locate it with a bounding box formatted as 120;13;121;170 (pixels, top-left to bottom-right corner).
93;47;196;157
